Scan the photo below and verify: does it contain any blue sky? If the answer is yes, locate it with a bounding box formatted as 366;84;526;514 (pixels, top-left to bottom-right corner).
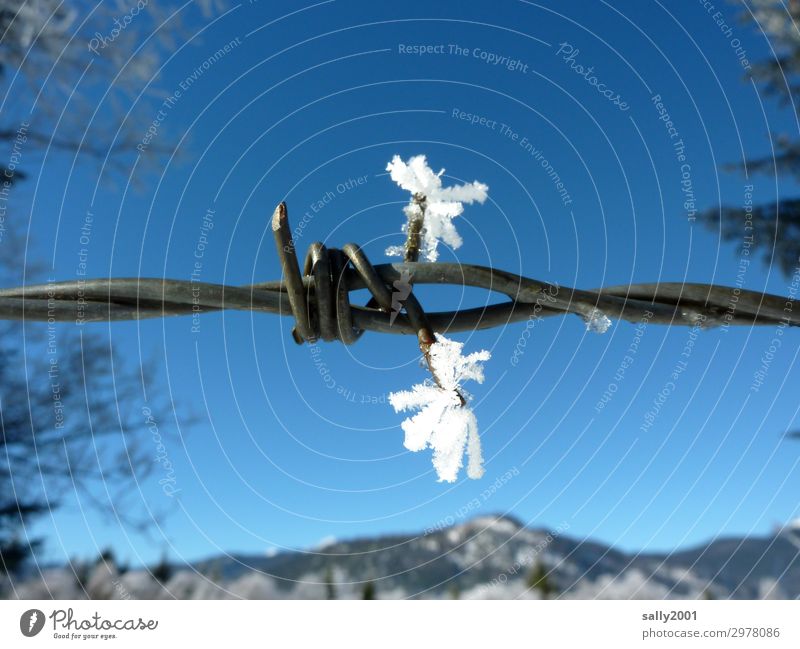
17;0;800;568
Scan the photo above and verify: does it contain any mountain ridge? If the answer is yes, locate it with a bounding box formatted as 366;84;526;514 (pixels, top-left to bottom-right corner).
6;513;799;599
185;513;800;599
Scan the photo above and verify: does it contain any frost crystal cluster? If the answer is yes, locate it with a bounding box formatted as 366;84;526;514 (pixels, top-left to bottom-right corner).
385;155;489;261
388;334;491;482
583;307;612;334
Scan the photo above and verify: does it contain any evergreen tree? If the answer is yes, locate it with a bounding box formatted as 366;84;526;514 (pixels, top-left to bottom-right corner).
526;561;555;599
98;548;116;567
208;560;223;585
324;566;336;600
361;580;376;600
152;553;173;585
700;2;800;275
70;556;90;590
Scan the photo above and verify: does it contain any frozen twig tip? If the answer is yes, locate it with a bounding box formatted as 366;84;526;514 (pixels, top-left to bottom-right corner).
389;333;490;482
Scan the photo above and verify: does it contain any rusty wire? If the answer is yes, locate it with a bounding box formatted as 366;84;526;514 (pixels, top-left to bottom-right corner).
0;203;797;342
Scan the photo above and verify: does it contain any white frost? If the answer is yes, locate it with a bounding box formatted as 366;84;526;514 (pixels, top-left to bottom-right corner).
583;308;612;334
388;334;490;482
385;155;488;262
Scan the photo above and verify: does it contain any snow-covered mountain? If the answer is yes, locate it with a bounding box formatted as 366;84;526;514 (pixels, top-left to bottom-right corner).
5;515;800;599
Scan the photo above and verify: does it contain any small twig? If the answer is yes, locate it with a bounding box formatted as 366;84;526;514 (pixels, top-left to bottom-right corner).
399;193;465;405
403;193;427;263
417;328;466;406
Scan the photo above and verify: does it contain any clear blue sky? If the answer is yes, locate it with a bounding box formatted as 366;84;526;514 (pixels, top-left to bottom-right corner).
22;0;800;568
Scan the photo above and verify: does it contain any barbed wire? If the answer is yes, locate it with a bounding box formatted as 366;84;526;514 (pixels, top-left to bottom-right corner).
1;203;797;342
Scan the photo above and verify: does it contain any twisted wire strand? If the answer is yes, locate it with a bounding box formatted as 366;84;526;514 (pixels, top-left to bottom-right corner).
0;203;797;341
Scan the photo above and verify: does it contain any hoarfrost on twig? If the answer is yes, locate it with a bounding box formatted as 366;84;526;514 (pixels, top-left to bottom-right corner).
583;308;612;334
388;334;490;482
385;155;488;262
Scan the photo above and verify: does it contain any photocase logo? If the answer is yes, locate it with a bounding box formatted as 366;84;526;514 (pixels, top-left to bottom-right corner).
390;269;413;326
20;609;45;637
